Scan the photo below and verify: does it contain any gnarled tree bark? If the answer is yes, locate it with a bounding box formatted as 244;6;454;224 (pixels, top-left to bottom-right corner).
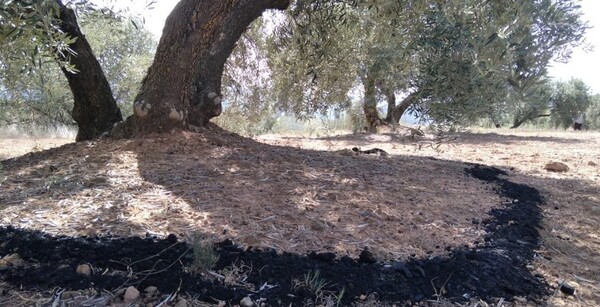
129;0;290;135
56;0;123;141
361;73;381;133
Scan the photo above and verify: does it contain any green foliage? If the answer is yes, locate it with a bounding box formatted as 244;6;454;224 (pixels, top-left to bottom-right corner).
0;0;588;133
347;102;367;133
504;78;595;129
0;56;73;127
292;270;345;307
402;0;586;126
0;0;77;72
214;108;279;136
550;79;592;129
585;95;600;130
234;0;588;130
408;3;508;126
0;9;156;128
507;80;554;128
217;18;282;135
81;12;156;117
269;1;357;117
186;234;219;276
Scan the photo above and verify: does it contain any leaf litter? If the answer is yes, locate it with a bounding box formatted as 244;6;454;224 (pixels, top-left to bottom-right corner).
0;126;598;306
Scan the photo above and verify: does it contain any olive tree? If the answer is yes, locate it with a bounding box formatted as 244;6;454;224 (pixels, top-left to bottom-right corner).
258;0;587;130
0;0;587;139
0;6;156;129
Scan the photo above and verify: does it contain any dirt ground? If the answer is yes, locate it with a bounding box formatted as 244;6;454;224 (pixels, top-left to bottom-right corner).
0;138;73;160
0;126;598;306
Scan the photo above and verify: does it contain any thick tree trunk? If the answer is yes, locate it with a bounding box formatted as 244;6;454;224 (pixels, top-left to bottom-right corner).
361;74;380;133
130;0;289;135
56;0;123;141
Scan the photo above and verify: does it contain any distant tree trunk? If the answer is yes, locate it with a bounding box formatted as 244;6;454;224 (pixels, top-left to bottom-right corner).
361;73;380;132
128;0;290;135
383;89;418;124
510;111;551;129
381;86;398;123
56;0;122;141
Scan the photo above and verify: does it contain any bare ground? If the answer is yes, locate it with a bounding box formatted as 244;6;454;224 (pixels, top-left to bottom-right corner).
0;126;598;306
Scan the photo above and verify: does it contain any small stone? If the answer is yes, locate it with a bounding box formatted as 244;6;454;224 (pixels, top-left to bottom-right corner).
359;249;377;264
124;286;140;302
560;283;575;295
544;161;569;172
514;296;527;303
76;264;92;277
588;161;597;166
359;294;367;300
143;297;157;304
240;296;254;307
310;220;327;231
207;92;218;99
60;291;80;300
0;254;24;267
242;235;260;246
175;298;190;307
144;286;158;294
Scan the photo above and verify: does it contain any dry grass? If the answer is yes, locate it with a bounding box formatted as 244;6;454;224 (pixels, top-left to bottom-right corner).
0;138;72;160
0;127;598;306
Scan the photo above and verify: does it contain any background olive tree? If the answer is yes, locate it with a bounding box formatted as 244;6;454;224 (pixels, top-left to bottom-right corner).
214;0;588;133
0;7;156;132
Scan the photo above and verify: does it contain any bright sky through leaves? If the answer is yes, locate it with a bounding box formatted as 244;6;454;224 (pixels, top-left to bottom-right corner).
102;0;600;94
548;0;600;94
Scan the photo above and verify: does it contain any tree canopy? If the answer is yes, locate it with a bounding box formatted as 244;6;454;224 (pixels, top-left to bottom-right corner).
226;0;588;130
0;0;591;139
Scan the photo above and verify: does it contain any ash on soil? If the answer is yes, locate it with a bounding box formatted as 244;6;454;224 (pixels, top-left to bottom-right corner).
0;166;548;305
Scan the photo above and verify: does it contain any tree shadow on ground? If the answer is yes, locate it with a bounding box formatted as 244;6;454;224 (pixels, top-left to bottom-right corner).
0;129;568;305
0;143;151;236
128;131;553;304
314;131;584;146
449;132;585;145
313;132;412;143
0;163;547;305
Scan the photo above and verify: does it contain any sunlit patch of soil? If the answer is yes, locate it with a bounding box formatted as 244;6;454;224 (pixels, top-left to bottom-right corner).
0;138;72;160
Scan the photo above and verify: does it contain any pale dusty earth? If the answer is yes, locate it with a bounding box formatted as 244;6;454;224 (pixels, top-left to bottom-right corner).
259;128;600;304
0;126;598;306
